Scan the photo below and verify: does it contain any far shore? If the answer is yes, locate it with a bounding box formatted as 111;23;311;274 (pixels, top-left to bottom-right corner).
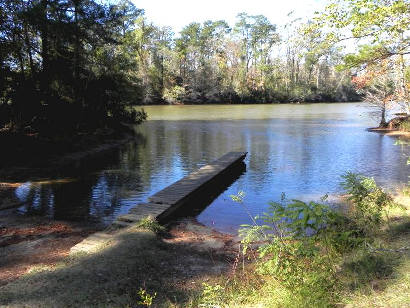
138;100;361;106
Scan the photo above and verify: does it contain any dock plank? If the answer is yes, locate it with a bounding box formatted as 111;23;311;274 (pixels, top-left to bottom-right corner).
148;151;247;205
110;151;246;229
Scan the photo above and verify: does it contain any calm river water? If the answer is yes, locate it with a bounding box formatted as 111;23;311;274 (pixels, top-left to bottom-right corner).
12;103;410;233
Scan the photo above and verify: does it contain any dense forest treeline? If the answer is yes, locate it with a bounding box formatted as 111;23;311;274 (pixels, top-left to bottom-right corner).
1;0;409;135
0;0;361;134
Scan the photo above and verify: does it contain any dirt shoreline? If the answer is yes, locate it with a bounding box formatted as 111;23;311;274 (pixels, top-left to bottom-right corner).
1;192;404;288
0;213;236;287
0;210;100;286
367;127;410;138
0;132;140;285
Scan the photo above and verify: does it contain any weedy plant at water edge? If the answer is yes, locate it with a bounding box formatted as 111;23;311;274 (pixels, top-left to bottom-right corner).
399;119;410;132
229;193;348;306
135;217;166;234
197;174;402;307
340;172;401;233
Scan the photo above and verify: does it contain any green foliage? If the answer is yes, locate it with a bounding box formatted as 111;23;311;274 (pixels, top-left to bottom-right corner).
0;0;147;135
162;86;186;104
237;196;342;306
314;0;410;112
230;190;246;203
241;195;362;255
232;174;402;307
341;172;397;231
199;283;225;307
135;217;165;234
260;198;331;238
136;288;156;306
341;44;390;70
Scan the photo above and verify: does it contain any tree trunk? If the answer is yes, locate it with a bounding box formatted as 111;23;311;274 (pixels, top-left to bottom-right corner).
40;0;50;101
399;53;408;113
380;103;387;127
295;59;299;84
17;51;26;81
161;55;164;92
73;0;81;105
23;22;35;74
398;32;408;113
12;34;25;80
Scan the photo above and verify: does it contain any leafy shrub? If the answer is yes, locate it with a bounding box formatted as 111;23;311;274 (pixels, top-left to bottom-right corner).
135;217;165;234
340;172;397;232
237;196;342;306
239;195;362;257
227;175;398;307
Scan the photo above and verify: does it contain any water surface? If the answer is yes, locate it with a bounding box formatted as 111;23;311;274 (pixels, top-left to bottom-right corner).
11;104;410;233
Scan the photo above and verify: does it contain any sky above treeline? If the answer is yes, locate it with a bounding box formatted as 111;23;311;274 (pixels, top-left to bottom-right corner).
130;0;325;33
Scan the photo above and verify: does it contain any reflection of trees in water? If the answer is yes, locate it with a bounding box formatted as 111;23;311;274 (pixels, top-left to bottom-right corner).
17;184;54;216
13;117;410;225
14;135;148;223
17;179;96;221
139;118;410;198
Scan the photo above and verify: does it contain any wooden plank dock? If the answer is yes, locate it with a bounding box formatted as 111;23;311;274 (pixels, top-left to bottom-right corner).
112;151;247;228
71;152;246;254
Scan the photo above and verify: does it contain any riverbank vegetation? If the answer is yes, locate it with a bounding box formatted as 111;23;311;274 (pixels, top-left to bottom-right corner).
1;0;148;167
319;0;410;127
189;173;410;307
1;0;408;136
0;173;408;307
194;173;409;307
0;0;147;135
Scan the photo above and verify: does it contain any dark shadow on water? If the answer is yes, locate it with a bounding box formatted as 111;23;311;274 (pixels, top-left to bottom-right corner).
0;133;147;182
1;138;147;226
